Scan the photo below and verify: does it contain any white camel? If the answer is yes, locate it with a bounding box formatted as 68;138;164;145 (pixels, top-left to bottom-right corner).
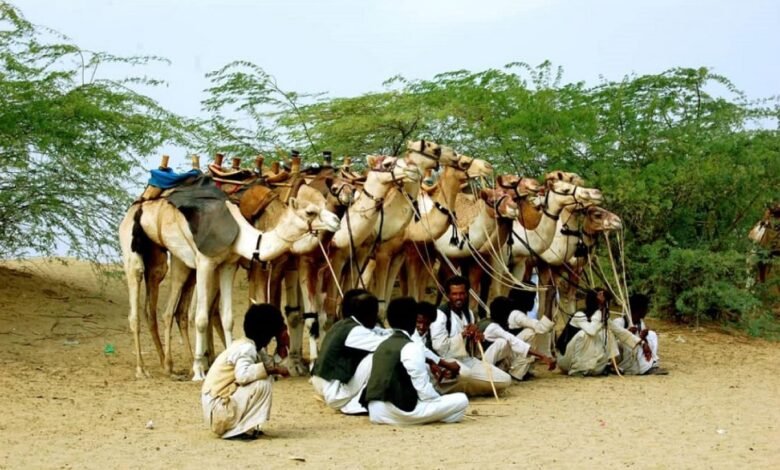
119;191;340;380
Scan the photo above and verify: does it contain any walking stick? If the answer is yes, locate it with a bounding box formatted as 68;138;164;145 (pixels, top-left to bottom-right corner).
476;341;500;403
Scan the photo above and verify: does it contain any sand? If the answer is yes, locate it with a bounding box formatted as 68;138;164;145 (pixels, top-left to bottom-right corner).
0;258;778;469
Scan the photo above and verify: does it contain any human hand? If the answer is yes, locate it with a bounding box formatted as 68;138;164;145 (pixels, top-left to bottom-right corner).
439;359;461;377
270;366;290;377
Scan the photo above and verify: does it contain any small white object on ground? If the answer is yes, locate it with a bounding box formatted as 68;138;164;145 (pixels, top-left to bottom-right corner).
146;420;154;430
716;428;727;435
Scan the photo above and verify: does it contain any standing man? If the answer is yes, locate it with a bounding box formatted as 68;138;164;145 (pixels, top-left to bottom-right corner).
311;289;388;414
201;303;290;439
364;297;469;425
430;276;512;396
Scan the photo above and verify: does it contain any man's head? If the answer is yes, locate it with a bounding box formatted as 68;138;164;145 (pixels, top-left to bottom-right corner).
244;303;289;357
445;275;469;311
508;287;536;313
585;288;613;316
416;301;437;336
629;293;650;321
489;296;513;330
387;297;418;335
342;288;379;328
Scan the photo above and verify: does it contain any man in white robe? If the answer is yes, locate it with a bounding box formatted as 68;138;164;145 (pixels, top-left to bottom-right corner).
611;293;666;375
481;296;557;380
556;289;623;376
201;303;290;439
365;297;469;425
311;289;389;414
430;276;512;396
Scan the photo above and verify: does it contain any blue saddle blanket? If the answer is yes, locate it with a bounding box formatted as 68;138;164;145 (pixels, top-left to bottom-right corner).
148;168;202;189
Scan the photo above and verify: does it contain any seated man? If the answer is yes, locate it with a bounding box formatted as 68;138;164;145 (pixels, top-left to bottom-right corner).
415;301;461;386
612;293;666;375
363;297;469;425
556;289;620;376
481;296;556;380
430;275;512;396
311;289;388;414
508;288;556;359
201;303;290;439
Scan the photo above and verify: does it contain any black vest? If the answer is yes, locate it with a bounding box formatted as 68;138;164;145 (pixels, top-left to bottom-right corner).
363;330;418;412
312;317;368;383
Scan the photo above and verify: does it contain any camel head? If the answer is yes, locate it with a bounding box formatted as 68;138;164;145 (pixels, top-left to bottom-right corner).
544;170;586;187
406;139;443;171
289;185;341;233
328;178;357;207
496;174;542;200
545;179;603;209
458;155;493;179
582;206;622;234
480;188;519;219
365;154;421;187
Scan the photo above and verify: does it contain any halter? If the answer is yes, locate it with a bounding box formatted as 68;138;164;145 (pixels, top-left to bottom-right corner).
408;139;443;162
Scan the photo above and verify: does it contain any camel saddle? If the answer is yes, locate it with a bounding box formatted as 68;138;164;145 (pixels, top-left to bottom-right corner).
164;175;240;257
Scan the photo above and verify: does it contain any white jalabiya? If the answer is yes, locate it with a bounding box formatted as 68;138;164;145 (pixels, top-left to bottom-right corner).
612;318;659;375
430;307;511;395
368;332;469;425
310;317;388;414
556;310;621;376
201;339;273;439
483;315;555;380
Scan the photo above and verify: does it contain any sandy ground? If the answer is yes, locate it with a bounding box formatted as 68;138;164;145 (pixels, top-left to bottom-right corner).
0;258;778;469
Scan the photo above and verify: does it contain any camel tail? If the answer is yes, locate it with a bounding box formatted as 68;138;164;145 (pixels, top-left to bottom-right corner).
130;205;148;255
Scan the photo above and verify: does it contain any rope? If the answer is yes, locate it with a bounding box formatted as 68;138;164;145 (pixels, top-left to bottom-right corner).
319;238;344;298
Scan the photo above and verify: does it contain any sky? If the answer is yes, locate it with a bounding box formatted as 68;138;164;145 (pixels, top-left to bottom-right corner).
14;0;780;166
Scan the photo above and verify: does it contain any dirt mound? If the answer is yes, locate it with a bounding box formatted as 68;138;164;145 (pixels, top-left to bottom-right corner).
0;258;778;468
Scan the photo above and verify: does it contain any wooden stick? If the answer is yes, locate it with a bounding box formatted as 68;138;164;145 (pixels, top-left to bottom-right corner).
255;155;264;173
231;157;242;170
159;154;170;169
191;154;200;170
214;153;225;167
476;341;500;403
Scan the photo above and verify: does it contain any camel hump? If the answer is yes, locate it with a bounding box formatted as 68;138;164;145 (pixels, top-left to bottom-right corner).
454;193;481;231
238;184;278;222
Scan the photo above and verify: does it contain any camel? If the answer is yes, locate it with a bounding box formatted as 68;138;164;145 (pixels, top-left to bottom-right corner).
419;185;521;311
323;140;447;319
119;185;340;380
530;205;623;327
748;202;780;285
370;153;494;312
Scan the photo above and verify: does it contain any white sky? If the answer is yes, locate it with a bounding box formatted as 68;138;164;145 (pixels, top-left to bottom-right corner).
15;0;780;164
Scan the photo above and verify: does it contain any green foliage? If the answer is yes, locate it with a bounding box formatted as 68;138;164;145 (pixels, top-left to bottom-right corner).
0;3;197;260
200;59;779;327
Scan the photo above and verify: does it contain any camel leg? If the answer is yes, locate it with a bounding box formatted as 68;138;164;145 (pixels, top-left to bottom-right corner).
384;252;405;305
282;267;307;376
299;255;324;363
218;262;238;348
143;247;168;368
192;259;218;381
161;257;191;375
174;270;196;367
323;249;348;320
467;261;484;316
124;253;149;379
373;248;393;321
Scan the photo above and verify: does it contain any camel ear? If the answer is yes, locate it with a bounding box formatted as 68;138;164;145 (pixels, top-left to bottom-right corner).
557;171;563;180
366;154;377;168
289;197;299;210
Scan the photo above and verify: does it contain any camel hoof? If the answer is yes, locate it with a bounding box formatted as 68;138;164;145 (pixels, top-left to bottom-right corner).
286;358;310;377
136;368;151;379
192;358;208;381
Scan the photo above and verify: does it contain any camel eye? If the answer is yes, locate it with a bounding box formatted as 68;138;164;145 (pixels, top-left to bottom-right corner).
305;208;318;217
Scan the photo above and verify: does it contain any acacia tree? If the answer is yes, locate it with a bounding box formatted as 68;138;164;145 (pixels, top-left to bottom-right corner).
0;4;197;260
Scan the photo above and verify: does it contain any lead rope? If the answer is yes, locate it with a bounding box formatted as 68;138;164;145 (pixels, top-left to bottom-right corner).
318;237;344;299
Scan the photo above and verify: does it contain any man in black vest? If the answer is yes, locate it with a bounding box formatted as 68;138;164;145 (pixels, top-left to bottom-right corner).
429;276;512;396
311;289;390;414
364;297;468;425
